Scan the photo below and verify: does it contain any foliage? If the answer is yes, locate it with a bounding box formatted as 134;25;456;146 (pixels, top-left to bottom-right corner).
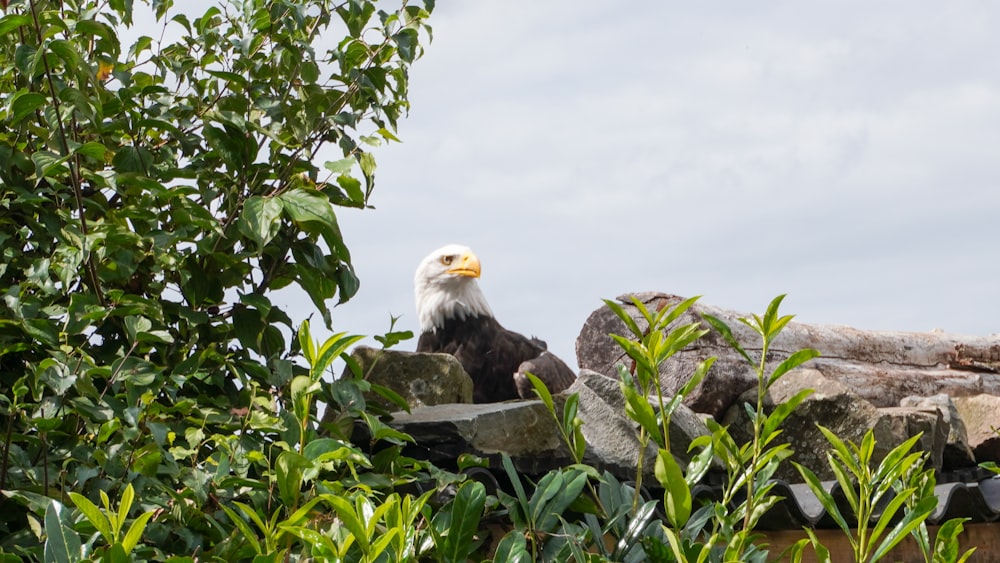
0;0;432;558
793;428;974;563
681;295;819;560
0;0;984;559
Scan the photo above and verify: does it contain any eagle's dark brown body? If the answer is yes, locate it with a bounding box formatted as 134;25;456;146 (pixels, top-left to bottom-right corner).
416;314;575;403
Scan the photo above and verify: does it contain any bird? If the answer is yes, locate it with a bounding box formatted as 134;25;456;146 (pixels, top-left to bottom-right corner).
414;244;577;403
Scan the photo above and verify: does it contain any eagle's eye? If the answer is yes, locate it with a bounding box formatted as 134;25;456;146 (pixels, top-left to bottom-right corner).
440;255;453;266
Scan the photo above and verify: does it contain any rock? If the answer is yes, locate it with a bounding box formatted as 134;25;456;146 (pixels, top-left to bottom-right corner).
722;369;946;481
381;369;711;483
576;293;757;418
577;292;1000;419
877;407;947;473
567;369;712;482
346;346;473;409
900;394;977;469
388;401;569;474
952;395;1000;463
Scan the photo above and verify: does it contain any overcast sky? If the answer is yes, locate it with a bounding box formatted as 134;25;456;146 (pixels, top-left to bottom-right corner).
274;1;1000;369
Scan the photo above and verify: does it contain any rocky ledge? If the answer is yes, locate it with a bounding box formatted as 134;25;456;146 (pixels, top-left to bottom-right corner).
344;293;1000;484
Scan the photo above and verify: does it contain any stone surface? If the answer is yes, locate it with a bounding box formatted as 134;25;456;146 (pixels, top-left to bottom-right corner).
382;369;712;482
900;394;977;469
722;369;947;481
567;369;712;481
346;346;473;410
953;395;1000;463
388;401;569;474
576;292;1000;419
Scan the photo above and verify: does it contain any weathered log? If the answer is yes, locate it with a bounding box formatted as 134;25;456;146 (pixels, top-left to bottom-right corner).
576;292;1000;418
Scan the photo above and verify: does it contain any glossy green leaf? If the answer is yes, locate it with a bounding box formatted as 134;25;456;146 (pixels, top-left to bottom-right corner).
43;500;82;563
275;450;314;507
702;313;754;365
792;462;850;535
656;448;691;527
0;13;30;36
437;481;486;563
870;495;937;562
68;492;113;542
493;531;531;563
10;91;46;123
620;377;662;447
220;504;262;555
239;196;284;251
767;348;821;387
602;298;643;339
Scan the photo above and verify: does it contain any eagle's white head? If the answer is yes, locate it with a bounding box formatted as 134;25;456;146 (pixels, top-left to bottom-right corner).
415;244;494;333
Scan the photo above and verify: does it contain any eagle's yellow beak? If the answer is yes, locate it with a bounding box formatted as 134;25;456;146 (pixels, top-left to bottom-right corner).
447;251;482;278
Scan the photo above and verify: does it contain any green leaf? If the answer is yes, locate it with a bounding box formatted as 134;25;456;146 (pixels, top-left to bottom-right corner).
121;510;153;553
220;504;263;555
870;495;937;562
75;141;108;161
116;483;135;538
493;531;531;563
438;481;486;563
656;448;691;527
10;91;46;123
933;518;967;561
324;157;355;175
239;196;284;251
677;356;715;399
767;348;821;388
275;450;314;507
533;469;587;532
43;500;82;563
323;494;370;553
359;151;376;180
702;313;754;365
298;319;316;365
761;388;813;440
792;462;851;535
112;145;153;173
279;187;345;252
620;377;662;447
499;453;529;520
105;544;128;563
393;28;419;62
525;372;554;414
817;425;862;476
48;40;83;70
0;14;31;36
602;298;643;339
68;492;114;542
804;528;833;563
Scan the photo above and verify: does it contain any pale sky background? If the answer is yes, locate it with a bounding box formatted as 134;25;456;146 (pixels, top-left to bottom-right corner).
286;1;1000;369
147;1;1000;369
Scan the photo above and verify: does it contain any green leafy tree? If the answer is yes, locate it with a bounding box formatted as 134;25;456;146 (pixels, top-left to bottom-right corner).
0;0;432;558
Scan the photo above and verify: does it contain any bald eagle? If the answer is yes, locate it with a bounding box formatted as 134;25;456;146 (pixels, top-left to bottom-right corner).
414;244;577;403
